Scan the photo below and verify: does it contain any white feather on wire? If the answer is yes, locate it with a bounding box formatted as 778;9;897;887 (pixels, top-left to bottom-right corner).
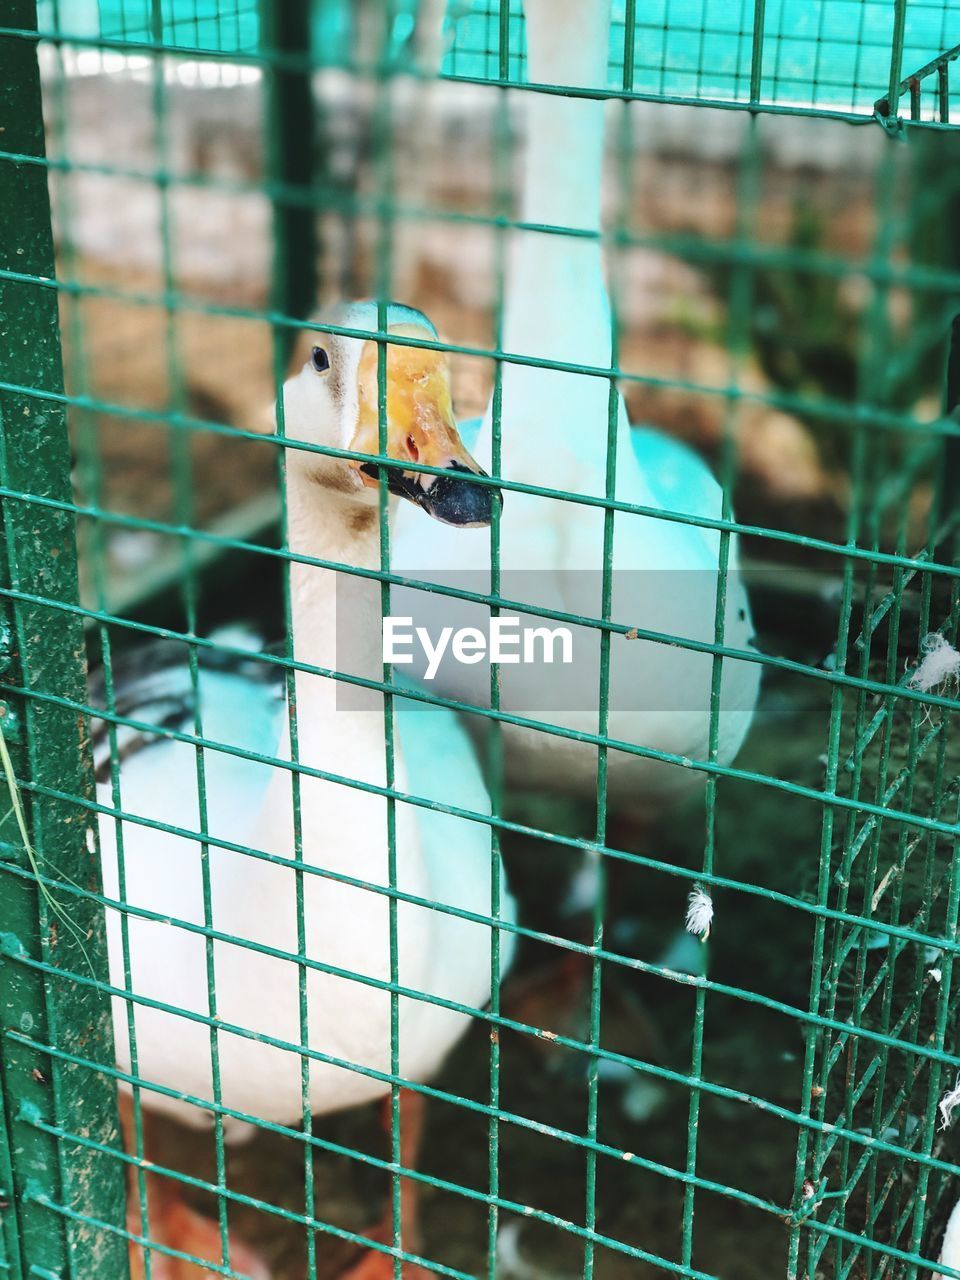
908;633;960;693
685;885;714;940
939;1074;960;1131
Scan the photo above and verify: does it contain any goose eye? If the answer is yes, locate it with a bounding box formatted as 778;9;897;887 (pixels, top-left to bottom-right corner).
311;346;330;373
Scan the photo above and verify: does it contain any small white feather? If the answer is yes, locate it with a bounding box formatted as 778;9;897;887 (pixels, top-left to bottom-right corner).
939;1074;960;1131
908;633;960;693
685;885;713;940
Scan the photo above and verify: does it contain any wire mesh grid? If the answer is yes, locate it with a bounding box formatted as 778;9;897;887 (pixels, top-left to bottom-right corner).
446;0;960;116
2;1;960;1279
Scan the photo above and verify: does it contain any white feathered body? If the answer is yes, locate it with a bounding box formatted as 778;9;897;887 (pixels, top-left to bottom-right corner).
392;393;759;812
99;671;509;1134
100;452;513;1136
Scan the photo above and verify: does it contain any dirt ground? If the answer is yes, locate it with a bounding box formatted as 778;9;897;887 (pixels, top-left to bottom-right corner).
52;68;910;568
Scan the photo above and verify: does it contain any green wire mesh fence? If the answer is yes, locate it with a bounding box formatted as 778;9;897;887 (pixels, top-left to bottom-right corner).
3;1;960;1278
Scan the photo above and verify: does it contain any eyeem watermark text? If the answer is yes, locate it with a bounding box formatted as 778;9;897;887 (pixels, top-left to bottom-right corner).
335;569;758;711
384;615;573;680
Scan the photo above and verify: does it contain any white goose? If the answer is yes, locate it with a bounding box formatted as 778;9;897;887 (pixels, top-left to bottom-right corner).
392;0;760;813
96;302;514;1278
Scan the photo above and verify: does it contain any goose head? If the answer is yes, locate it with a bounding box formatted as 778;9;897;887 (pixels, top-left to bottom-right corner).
282;302;497;527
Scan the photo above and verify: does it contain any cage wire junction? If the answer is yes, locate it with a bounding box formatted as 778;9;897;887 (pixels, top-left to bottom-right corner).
3;1;960;1278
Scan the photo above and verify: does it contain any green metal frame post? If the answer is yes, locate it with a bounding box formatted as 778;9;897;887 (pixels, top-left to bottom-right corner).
0;6;128;1277
260;0;318;365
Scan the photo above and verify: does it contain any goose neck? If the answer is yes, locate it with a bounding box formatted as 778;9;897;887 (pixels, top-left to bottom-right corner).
519;0;612;233
284;466;390;704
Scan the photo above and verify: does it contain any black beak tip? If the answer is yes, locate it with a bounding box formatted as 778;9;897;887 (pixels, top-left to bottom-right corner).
361;461;502;527
421;462;501;528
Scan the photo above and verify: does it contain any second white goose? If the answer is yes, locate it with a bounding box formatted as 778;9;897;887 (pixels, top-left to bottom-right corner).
392;0;760;814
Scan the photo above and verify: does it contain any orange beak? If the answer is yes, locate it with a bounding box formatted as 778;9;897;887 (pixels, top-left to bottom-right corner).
349;324;498;527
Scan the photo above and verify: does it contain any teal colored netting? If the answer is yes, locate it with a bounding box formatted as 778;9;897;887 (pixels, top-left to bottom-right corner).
448;0;960;112
36;0;960;117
